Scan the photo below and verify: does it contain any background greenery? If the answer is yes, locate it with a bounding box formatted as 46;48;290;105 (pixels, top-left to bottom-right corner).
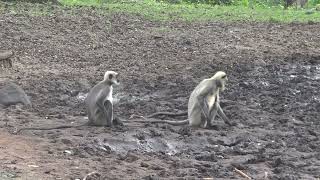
60;0;320;22
1;0;320;22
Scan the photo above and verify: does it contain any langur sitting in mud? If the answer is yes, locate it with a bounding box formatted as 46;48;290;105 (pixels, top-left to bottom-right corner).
14;71;123;134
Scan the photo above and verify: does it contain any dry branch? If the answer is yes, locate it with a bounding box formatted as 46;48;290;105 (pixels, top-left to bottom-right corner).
234;168;252;179
83;171;101;180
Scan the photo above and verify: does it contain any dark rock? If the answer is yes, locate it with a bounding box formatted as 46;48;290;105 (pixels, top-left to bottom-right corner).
0;81;31;107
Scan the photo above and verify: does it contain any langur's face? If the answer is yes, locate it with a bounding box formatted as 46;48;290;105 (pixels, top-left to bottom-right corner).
113;73;120;85
220;74;227;92
105;71;120;85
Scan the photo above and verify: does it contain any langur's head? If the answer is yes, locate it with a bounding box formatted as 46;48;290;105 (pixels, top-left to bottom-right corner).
212;71;227;91
104;71;120;85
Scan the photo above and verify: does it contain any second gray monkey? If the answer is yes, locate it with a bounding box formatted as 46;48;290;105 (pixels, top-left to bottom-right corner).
128;71;233;128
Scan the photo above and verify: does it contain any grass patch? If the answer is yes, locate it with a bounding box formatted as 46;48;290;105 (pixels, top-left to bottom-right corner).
1;0;319;22
60;0;320;22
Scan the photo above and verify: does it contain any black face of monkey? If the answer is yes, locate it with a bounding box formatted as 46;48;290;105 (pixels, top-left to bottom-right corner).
214;72;227;91
109;74;113;80
104;71;120;85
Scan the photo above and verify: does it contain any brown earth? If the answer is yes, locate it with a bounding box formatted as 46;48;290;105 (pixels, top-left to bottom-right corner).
0;2;320;180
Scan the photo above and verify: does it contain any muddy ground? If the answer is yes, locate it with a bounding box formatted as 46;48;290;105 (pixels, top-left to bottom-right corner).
0;2;320;180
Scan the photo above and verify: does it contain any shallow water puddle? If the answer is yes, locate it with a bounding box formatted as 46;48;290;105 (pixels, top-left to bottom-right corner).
100;136;178;155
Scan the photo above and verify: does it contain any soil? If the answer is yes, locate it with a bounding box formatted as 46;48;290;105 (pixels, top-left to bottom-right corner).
0;2;320;180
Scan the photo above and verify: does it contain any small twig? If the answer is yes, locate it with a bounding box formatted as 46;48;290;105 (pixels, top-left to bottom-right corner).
83;171;100;180
234;168;252;180
129;114;147;120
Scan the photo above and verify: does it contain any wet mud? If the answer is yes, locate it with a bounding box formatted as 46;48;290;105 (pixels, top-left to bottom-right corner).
0;2;320;179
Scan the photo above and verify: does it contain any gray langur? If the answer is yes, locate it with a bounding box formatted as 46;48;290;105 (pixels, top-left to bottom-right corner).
14;71;122;134
85;70;121;126
129;71;233;128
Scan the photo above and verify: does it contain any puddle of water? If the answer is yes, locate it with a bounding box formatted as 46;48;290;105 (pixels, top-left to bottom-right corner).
0;171;17;179
98;131;213;156
101;138;140;153
101;136;178;155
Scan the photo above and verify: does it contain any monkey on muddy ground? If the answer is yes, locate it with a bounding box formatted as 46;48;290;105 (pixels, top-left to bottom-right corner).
14;71;122;134
127;71;234;128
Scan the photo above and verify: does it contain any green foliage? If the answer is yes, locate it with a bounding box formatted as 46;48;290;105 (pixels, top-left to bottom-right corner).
185;0;233;5
158;0;233;5
3;0;318;22
242;0;249;7
309;0;320;6
59;0;320;22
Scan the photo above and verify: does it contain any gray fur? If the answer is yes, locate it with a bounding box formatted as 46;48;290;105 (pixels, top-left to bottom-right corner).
85;70;119;126
129;71;232;128
14;71;120;134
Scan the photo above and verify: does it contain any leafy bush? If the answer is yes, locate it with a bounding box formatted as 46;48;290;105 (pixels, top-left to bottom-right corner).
161;0;234;5
309;0;320;5
1;0;60;4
